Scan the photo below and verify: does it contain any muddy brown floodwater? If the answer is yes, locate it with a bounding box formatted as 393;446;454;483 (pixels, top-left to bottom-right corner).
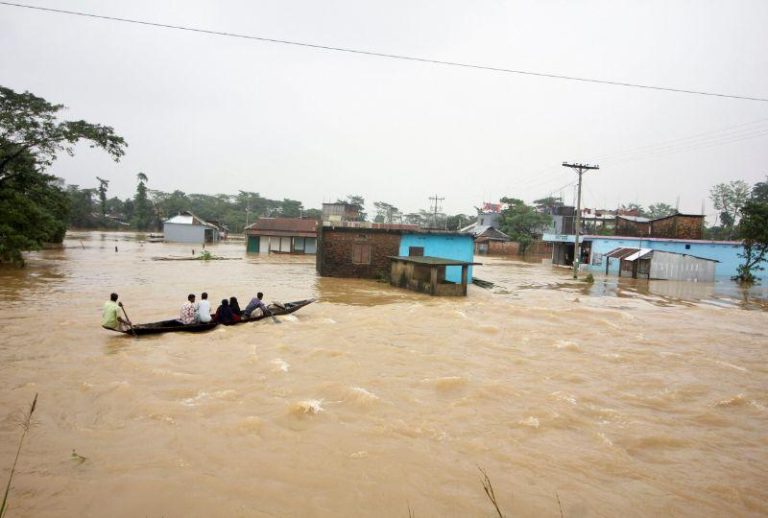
1;231;767;517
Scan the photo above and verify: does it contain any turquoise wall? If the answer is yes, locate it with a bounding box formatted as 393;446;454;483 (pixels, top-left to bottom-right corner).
399;234;475;283
587;238;743;278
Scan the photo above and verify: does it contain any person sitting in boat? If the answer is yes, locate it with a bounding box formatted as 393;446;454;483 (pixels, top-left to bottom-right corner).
243;292;271;319
197;292;212;323
229;296;243;317
102;292;130;331
179;293;196;325
213;299;238;325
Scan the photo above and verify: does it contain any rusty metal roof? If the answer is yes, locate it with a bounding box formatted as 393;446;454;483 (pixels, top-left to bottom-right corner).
605;247;641;260
245;218;317;234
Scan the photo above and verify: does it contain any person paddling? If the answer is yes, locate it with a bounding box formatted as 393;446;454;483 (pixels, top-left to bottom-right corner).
102;292;130;332
243;292;271;319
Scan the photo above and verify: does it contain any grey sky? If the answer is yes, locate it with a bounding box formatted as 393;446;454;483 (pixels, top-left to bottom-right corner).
2;0;767;218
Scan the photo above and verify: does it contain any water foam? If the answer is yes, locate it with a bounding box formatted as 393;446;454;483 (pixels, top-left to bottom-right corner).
271;359;290;372
290;399;325;416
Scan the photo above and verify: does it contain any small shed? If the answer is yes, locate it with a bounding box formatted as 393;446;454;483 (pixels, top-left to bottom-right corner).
163;211;219;244
389;256;480;296
245;218;317;254
605;247;717;281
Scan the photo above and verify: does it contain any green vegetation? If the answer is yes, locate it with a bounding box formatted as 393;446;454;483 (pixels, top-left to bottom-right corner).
733;177;768;283
498;197;551;254
710;180;750;240
0;85;126;265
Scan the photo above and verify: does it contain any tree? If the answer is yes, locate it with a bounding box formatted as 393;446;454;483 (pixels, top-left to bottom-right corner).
498;197;551;253
373;201;401;223
0;86;125;183
733;179;768;283
619;203;647;217
646;202;677;219
0;86;126;265
446;213;469;231
337;195;366;221
132;172;153;231
66;185;97;228
710;180;750;239
96;176;109;216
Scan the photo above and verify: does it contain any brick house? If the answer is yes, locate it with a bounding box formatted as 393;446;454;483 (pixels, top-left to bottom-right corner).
650;213;704;240
316;225;417;278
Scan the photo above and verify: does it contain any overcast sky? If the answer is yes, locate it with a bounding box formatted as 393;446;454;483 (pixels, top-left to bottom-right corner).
2;0;767;218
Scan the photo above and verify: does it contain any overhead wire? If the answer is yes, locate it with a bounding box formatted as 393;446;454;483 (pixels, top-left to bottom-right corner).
1;1;767;102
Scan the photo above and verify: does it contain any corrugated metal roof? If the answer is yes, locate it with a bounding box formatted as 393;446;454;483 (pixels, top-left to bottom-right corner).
605;247;640;259
245;218;318;233
623;248;653;262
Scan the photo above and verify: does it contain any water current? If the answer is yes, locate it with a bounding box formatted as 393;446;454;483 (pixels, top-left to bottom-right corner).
1;231;766;517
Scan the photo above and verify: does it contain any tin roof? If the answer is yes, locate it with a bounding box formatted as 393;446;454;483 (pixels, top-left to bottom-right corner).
164;211;217;228
245;218;317;233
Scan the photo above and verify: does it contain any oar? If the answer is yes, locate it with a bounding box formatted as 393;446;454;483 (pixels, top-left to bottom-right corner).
119;303;138;337
266;303;280;324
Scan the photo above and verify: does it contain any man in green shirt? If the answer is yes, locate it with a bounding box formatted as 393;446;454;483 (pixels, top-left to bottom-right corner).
102;292;130;332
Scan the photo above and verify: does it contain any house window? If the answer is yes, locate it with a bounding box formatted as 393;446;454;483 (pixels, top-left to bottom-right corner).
352;244;372;264
409;246;424;257
294;237;305;252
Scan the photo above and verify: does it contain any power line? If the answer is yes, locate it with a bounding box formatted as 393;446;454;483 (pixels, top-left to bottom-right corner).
2;1;767;103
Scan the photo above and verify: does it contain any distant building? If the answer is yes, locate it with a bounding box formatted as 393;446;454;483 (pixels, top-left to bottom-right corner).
244;218;318;254
163;211;219;244
649;213;704;240
615;215;651;237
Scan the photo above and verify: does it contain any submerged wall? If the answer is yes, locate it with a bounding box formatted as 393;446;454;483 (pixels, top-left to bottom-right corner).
399;234;474;283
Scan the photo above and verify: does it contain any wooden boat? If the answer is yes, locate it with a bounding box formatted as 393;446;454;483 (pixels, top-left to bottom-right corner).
110;299;315;336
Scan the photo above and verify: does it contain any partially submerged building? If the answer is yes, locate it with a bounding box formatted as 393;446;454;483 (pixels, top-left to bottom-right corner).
389;256;479;296
244;218;317;254
604;247;717;282
163;211;220;244
316;224;476;286
544;234;741;278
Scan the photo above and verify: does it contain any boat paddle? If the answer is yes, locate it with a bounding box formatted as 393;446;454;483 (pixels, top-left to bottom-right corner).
119;302;138;337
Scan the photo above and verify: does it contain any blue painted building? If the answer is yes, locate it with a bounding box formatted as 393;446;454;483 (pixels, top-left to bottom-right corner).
543;233;743;278
399;232;475;283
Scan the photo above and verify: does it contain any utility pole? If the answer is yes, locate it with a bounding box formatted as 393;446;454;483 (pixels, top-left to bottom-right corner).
562;162;599;279
428;195;445;229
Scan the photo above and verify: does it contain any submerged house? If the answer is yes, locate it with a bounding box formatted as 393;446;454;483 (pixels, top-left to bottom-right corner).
316;224;476;291
244;218;317;254
163;211;220;244
544;234;741;279
604;247;717;282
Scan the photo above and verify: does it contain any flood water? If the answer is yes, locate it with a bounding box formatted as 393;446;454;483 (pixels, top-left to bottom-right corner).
1;231;767;517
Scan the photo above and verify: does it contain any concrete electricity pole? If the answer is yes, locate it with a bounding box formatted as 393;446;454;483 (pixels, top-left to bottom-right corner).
562;162;599;279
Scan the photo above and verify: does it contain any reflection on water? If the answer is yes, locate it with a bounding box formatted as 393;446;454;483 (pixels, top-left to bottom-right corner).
0;234;766;517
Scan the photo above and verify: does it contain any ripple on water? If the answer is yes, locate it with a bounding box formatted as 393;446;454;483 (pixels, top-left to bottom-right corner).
344;386;380;408
425;376;468;392
288;399;324;417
